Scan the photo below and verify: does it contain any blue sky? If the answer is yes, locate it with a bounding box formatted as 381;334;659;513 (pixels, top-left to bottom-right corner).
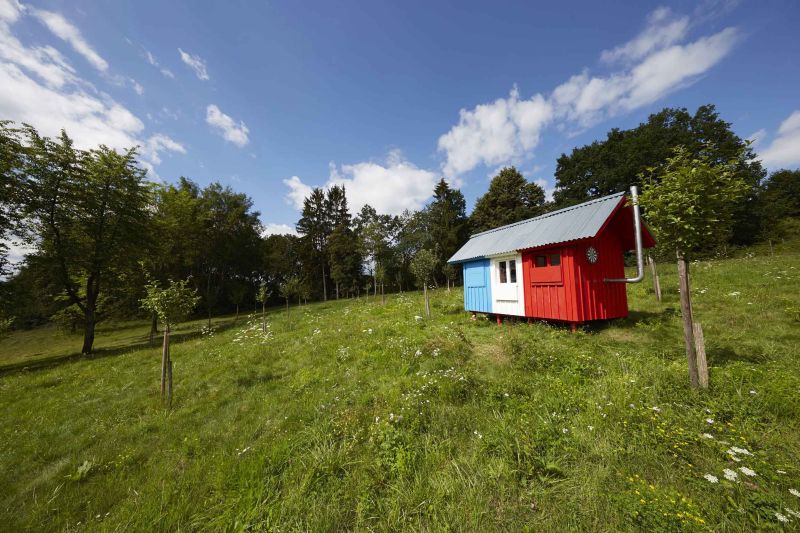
1;0;798;236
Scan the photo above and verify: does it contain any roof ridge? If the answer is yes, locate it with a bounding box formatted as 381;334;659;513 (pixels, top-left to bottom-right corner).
469;191;625;238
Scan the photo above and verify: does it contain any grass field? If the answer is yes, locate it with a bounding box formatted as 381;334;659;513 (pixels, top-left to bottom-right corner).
1;245;799;531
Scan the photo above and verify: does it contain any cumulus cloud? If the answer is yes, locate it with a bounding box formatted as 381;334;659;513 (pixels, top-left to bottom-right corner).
31;8;108;72
438;87;552;179
759;111;800;169
284;150;440;216
0;3;183;176
206;104;249;147
178;47;209;80
438;7;739;178
262;223;299;237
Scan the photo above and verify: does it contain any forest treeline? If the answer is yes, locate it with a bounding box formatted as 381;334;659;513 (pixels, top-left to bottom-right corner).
1;104;798;353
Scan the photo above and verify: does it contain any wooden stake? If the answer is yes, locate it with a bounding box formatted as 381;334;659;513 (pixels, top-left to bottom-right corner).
167;359;173;407
677;252;700;388
693;322;709;389
648;255;662;302
160;325;168;399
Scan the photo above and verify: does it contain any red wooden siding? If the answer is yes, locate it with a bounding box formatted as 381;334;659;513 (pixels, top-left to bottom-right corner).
521;244;578;321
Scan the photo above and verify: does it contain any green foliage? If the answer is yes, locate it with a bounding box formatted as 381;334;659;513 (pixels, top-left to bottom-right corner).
409;249;437;288
427;178;469;273
139;277;200;328
257;281;270;304
469;166;546;233
639;146;750;258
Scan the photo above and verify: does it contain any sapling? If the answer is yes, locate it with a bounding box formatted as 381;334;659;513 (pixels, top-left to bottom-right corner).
257;282;270;333
140;277;199;405
639;145;749;389
410;249;437;318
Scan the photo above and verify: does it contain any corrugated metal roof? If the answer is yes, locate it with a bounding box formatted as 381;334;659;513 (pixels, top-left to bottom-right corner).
448;192;625;263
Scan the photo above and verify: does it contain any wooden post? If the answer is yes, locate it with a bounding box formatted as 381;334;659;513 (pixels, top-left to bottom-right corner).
496;315;502;326
648;255;662;302
693;322;709;389
570;323;577;334
677;252;700;388
160;325;168;399
167;359;173;407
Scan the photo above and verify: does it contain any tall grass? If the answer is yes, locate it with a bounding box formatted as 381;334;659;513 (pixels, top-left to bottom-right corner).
1;246;798;530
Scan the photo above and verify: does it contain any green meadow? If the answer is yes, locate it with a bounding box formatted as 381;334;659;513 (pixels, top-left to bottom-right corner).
1;243;799;531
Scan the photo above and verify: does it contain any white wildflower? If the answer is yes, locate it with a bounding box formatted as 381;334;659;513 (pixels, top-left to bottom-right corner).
729;446;752;456
723;468;738;482
702;433;715;439
790;488;800;497
703;474;719;483
587;425;594;431
562;428;569;434
414;315;423;321
651;406;661;412
749;390;757;395
503;392;509;397
706;418;714;424
739;466;757;477
777;470;787;475
727;291;741;297
775;512;789;523
786;508;800;518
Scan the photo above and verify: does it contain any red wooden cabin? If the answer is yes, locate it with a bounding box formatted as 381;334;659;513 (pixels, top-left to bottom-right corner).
449;187;655;328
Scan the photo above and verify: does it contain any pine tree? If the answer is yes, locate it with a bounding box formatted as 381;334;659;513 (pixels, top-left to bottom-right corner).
427;178;468;281
469;167;545;233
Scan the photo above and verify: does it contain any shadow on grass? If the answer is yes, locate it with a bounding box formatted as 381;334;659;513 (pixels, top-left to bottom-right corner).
584;308;678;333
0;319;241;376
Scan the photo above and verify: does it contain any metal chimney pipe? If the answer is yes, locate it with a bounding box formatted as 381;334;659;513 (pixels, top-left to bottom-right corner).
605;185;644;283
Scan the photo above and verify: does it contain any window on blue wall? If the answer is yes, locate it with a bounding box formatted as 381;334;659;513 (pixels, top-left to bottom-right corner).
509;260;517;283
499;261;507;283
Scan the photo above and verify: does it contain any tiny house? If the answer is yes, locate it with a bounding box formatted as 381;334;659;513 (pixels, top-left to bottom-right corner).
449;188;655;328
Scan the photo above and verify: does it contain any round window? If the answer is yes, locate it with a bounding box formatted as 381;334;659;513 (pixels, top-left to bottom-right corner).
586;246;599;264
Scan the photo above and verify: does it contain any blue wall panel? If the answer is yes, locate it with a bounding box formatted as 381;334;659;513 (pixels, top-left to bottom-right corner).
463;260;492;313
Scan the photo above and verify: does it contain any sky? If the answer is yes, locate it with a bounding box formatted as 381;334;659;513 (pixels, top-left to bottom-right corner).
1;0;799;239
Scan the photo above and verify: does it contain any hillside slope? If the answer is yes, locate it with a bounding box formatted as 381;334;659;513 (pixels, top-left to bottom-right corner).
1;249;799;530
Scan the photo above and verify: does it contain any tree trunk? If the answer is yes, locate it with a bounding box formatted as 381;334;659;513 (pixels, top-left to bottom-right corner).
322;263;327;301
262;301;266;333
381;282;385;305
167;359;173;407
423;284;431;318
677;252;700;388
81;308;96;355
336;281;339;300
161;324;169;399
285;298;289;319
149;313;158;344
648;255;662;302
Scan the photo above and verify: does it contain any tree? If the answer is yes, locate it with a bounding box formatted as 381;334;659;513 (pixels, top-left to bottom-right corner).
759;169;800;241
553;104;765;244
410;249;437;318
279;277;300;320
469;167;546;233
297;188;330;301
328;223;360;299
228;279;248;322
427;178;468;280
257;282;270;333
639;146;750;389
0;121;25;276
140;277;199;405
22;129;151;354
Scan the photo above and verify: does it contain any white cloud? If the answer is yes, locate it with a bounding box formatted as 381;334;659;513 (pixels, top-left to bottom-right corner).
178;47;209;80
140;134;186;165
438;87;553;179
748;128;767;148
262;223;299;237
206;104;249;147
0;5;183;178
283;175;313;210
31;8;108;72
438;8;739;178
142;47;174;79
534;178;555;202
132;79;143;95
285;150;440;216
601;7;689;64
759;110;800;168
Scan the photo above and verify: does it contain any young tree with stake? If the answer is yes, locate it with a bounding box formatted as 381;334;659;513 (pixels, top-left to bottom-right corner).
257;281;270;333
639;146;749;389
140;277;199;405
411;249;437;318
